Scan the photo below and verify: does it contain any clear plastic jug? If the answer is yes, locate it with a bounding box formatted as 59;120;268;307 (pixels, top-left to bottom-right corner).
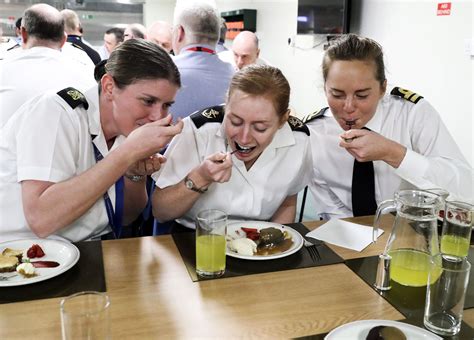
373;189;443;287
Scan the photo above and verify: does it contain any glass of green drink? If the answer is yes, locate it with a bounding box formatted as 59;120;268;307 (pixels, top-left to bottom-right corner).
440;201;474;260
195;209;227;278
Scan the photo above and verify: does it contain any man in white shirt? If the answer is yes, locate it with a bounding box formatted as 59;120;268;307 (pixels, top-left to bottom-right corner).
219;30;269;70
0;3;95;129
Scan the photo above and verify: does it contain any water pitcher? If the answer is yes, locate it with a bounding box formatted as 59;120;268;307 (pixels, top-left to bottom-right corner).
374;189;442;288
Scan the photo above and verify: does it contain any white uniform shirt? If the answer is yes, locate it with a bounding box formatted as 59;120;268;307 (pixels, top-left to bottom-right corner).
218;49;270;71
307;92;473;220
0;85;124;242
154;110;313;228
0;46;95;128
61;43;95;75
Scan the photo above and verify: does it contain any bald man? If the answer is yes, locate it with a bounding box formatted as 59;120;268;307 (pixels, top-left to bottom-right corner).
0;3;95;128
232;31;260;69
147;21;172;53
218;31;269;70
124;23;147;41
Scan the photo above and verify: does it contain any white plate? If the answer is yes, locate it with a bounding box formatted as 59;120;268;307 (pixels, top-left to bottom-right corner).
0;239;80;287
325;319;442;340
226;221;303;260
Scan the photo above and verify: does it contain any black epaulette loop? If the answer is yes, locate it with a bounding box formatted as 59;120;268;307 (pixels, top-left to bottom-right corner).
302;107;328;123
287;116;310;136
57;87;89;109
190;105;225;128
390;87;423;104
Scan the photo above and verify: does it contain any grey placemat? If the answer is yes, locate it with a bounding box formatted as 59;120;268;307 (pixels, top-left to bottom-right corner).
345;251;474;319
0;241;106;304
172;222;344;282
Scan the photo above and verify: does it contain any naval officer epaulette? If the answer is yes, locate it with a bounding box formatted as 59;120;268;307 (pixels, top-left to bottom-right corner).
71;43;85;51
390;87;423;104
287;116;310;136
302;107;328;123
190;105;225;128
57;87;89;110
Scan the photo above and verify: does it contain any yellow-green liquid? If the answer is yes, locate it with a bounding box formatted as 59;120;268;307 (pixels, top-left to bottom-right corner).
389;249;440;287
441;234;470;258
196;235;226;275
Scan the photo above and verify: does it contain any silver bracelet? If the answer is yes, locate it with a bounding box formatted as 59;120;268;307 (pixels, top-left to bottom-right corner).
125;174;145;182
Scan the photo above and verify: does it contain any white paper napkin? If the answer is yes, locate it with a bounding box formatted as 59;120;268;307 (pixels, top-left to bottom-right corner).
306;219;384;252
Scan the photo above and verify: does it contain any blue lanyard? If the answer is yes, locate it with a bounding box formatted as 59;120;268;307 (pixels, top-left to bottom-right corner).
92;143;124;238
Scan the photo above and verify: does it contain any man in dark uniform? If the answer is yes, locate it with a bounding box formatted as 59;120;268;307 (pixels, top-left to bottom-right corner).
61;9;101;65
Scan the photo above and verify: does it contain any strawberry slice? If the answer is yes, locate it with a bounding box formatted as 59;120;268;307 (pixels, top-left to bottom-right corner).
241;227;260;241
27;244;45;258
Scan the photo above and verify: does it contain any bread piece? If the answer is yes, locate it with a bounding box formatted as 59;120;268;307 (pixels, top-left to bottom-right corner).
0;255;19;273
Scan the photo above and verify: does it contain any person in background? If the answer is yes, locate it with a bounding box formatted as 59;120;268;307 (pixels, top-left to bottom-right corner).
0;3;95;129
0;39;183;242
0;19;20;57
7;17;23;51
147;20;173;54
61;9;101;65
216;17;228;53
219;30;268;70
152;65;312;230
98;27;124;60
304;33;473;220
170;2;234;120
232;31;261;69
124;23;147;41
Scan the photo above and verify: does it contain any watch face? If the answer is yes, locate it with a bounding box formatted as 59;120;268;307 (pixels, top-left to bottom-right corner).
185;179;194;189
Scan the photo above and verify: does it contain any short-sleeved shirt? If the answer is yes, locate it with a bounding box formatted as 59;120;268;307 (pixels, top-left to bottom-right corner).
170;44;235;120
306;90;473;220
0;46;96;129
153;107;313;228
0;85;124;241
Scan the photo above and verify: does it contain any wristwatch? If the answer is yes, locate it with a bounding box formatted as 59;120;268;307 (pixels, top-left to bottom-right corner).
184;175;208;194
125;174;145;182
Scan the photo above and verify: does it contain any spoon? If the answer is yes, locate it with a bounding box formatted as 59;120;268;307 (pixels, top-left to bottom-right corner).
214;149;238;163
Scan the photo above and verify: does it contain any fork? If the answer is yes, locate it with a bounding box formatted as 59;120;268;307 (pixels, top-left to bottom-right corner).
304;239;321;262
0;273;18;281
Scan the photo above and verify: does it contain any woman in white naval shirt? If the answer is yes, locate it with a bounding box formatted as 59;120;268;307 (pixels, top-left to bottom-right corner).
304;33;472;220
152;65;312;229
0;39;183;241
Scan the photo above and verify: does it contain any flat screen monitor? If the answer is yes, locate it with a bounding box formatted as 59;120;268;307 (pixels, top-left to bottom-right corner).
297;0;350;35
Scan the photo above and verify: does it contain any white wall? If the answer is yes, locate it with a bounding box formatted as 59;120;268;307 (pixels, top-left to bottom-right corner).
143;0;473;164
144;0;176;25
354;0;473;165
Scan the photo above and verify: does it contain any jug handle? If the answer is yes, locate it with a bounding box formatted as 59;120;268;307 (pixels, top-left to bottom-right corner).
373;199;396;244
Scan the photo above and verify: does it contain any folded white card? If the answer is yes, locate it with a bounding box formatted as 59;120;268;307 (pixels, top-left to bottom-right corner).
306;219;384;252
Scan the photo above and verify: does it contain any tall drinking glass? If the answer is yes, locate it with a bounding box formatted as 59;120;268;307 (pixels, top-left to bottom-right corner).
60;291;111;340
424;255;471;336
195;209;227;278
440;201;474;260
